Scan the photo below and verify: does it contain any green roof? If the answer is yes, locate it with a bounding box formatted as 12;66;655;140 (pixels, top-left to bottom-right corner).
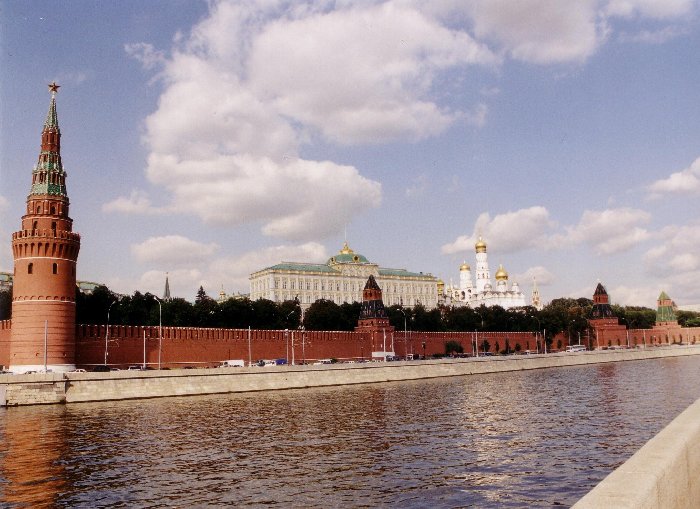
263;262;338;274
379;268;434;279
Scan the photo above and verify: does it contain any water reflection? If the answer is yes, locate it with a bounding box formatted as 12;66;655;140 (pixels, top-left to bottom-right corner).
0;405;68;507
0;356;699;508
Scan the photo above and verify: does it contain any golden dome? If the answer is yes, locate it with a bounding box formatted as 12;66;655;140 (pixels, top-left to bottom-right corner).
340;241;354;255
475;236;487;253
495;264;508;280
459;261;471;271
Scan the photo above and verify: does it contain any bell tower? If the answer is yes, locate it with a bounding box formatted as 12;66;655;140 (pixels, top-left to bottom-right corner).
9;83;81;373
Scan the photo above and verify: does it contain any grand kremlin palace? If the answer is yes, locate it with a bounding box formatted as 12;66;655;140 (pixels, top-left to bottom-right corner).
249;242;439;309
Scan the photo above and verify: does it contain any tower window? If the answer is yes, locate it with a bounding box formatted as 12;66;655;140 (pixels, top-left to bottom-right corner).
33;221;38;230
51;222;56;231
53;263;58;275
28;263;33;274
51;206;56;215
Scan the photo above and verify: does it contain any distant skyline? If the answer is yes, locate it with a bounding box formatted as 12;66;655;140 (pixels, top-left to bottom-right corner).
1;1;700;307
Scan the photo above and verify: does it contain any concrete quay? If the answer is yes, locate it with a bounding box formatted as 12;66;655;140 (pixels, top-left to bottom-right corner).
1;345;699;407
574;394;700;509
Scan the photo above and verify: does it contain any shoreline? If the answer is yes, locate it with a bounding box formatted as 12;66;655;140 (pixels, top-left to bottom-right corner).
2;345;699;407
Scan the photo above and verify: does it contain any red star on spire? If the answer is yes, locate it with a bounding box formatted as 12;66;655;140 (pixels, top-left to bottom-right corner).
48;81;60;94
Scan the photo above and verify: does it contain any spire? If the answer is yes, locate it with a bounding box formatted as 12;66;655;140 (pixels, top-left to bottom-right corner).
163;273;171;301
31;83;67;198
45;82;60;129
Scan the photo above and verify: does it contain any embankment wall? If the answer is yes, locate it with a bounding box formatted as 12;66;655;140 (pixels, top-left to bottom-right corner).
574;395;700;509
1;345;698;407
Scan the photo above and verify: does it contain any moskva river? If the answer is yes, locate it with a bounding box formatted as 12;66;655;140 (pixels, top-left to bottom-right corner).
2;355;700;508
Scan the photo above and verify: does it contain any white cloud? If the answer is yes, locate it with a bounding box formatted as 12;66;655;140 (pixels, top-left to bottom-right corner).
559;207;651;254
648;157;700;196
247;2;497;144
461;0;607;64
110;242;328;299
405;174;429;198
605;0;694;19
207;242;328;293
113;1;504;240
644;222;700;277
131;235;219;266
606;284;662;306
124;42;166;70
103;189;165;215
516;265;555;286
441;206;555;254
618;25;688;44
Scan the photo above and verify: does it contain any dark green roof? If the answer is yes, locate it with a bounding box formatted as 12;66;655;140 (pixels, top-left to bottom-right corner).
263;262;338;274
379;268;434;279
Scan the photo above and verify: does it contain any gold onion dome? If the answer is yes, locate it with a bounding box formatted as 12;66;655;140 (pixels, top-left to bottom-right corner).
495;264;508;280
460;261;471;271
475;236;487;253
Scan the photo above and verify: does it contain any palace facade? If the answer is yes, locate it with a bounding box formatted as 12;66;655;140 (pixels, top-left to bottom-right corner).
249;242;439;309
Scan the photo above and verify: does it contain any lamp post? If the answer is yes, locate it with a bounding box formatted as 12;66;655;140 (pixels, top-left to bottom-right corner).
152;295;162;369
422;341;426;360
302;326;306;365
530;314;542;354
399;308;407;360
285;308;295;362
105;297;121;366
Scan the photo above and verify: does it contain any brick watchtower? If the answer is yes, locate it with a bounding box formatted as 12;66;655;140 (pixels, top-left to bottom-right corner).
355;275;394;358
9;83;81;373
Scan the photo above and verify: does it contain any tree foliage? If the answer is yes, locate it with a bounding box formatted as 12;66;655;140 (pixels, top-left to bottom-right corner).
24;283;695;334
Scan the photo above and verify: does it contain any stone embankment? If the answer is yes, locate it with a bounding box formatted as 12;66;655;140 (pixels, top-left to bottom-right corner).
574;395;700;509
1;346;699;406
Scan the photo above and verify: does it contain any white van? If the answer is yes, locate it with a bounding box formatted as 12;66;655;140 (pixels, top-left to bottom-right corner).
566;345;586;353
220;359;245;368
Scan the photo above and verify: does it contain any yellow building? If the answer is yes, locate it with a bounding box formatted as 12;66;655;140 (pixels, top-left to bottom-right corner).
249;242;438;309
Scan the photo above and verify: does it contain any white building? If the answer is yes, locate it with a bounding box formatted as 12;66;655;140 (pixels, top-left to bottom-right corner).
249;242;438;310
442;236;527;309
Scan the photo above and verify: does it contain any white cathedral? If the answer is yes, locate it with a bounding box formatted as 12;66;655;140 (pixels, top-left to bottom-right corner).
441;236;533;310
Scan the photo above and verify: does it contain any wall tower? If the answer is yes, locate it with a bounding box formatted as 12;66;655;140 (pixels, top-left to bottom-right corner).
9;83;81;373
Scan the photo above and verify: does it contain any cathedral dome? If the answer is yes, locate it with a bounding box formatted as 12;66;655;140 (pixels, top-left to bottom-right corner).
495;264;508;280
328;241;369;264
459;262;471;271
475;236;487;253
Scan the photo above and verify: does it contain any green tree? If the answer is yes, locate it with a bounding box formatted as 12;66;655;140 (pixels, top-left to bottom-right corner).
445;340;463;355
303;299;344;330
0;288;11;320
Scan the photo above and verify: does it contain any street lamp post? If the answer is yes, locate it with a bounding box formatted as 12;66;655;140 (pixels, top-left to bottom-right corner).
105;298;121;366
152;295;162;369
285;329;289;363
399;308;407;359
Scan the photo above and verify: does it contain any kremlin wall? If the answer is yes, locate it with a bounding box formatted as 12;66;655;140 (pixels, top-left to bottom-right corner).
1;85;700;372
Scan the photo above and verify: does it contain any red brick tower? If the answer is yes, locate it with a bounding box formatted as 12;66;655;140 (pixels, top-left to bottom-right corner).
355;275;394;358
9;83;81;373
588;282;626;349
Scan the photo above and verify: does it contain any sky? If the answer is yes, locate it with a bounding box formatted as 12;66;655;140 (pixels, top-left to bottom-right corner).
1;0;700;309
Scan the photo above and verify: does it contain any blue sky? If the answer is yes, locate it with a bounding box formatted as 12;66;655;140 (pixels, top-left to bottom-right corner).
2;0;700;308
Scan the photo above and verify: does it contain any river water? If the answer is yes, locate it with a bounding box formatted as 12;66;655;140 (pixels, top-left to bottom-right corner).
1;355;700;508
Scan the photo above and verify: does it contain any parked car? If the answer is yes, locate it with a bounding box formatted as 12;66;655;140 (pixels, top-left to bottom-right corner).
92;365;110;372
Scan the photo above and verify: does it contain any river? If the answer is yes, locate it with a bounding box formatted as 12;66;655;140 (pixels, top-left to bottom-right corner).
1;355;699;508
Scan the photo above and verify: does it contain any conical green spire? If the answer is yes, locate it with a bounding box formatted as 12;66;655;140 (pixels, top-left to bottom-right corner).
44;82;60;129
30;83;67;198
